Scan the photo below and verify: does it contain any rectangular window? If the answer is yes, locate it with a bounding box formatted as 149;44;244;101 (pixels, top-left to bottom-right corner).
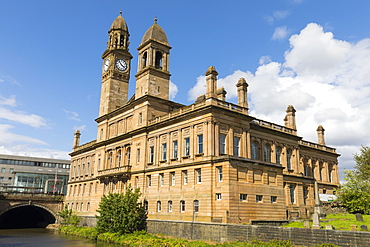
182;170;188;185
290;185;296;204
168;201;173;212
219;134;226;154
184;138;190;156
271;196;277;203
256;195;263;202
180;200;185;212
1;168;5;173
195;168;201;184
8;177;11;181
147;175;151;188
157;201;161;212
149;146;154;163
193;200;199;213
137;148;141;163
217;166;223;182
9;168;13;173
197;134;203;154
162;143;167;161
216;193;222;200
138;113;142;124
172;140;178;159
170;172;175;186
159;173;164;187
135;176;139;189
240;194;247;201
233;137;240;156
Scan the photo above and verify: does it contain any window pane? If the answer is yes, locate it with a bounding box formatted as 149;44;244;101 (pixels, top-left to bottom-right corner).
219;134;226;154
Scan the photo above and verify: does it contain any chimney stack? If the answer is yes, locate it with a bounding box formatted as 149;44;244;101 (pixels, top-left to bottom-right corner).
205;66;218;99
73;130;81;148
317;125;326;146
284;105;296;130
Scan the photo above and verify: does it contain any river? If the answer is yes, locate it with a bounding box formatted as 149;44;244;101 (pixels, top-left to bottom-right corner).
0;228;121;247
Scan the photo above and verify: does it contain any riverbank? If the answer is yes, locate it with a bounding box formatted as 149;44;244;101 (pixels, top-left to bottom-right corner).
58;226;337;247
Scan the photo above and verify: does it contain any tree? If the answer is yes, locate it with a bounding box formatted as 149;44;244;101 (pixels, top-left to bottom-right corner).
96;185;147;234
58;205;81;226
337;145;370;214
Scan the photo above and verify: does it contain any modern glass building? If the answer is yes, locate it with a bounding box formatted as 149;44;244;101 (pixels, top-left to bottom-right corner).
0;154;70;194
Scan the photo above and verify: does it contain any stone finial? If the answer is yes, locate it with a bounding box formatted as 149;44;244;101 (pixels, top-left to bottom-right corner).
216;87;227;101
205;66;218;76
284;105;296;130
73;130;81;148
236;77;249;110
205;66;218;99
317;125;326;146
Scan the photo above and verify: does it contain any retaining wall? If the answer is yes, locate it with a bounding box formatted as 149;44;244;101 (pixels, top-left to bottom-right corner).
147;219;370;247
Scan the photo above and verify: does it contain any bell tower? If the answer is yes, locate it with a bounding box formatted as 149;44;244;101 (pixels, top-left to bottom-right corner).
99;11;133;117
135;18;171;100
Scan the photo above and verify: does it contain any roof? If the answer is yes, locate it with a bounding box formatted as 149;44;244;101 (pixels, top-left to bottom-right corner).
110;12;128;31
141;18;168;45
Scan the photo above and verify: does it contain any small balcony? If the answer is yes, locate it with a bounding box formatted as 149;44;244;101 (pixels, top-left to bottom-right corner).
97;165;131;179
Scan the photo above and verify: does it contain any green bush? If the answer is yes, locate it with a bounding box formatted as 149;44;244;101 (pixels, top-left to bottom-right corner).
57;205;81;226
96;185;147;235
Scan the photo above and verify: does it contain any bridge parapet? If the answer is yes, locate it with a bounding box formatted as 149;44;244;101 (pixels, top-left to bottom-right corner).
0;193;64;202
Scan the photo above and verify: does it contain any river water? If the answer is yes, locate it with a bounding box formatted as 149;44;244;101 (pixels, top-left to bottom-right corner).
0;228;121;247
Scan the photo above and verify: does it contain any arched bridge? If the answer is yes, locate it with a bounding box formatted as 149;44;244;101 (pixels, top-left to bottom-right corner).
0;193;64;229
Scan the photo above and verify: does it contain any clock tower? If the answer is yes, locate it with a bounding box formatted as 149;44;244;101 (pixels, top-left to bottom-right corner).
99;11;133;117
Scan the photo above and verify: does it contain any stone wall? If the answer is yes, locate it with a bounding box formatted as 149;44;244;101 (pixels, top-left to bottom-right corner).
147;219;370;247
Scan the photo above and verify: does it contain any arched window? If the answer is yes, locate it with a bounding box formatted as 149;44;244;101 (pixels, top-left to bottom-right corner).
251;142;259;160
287;149;292;170
142;52;147;68
155;51;162;69
275;147;282;164
263;144;271;162
120;34;124;47
117;150;122;167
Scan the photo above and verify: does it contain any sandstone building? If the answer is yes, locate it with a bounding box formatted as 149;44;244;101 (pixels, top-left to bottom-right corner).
65;13;340;224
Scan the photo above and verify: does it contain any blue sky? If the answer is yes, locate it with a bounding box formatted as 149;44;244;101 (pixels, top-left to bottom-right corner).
1;0;370;177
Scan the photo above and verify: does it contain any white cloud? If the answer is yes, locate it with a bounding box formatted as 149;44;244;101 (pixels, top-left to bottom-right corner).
169;81;178;100
0;144;70;160
0;124;46;145
73;125;87;131
264;10;290;25
272;26;289;41
0;107;47;128
273;10;290;20
64;109;81;121
188;22;370;174
0;95;16;106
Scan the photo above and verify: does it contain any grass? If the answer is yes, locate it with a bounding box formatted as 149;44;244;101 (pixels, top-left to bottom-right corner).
283;213;370;231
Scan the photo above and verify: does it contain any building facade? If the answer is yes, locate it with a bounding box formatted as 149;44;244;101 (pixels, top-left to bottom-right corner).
0;154;70;194
65;13;340;224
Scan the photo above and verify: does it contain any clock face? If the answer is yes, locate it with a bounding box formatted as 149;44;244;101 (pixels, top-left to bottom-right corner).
115;59;127;71
103;59;110;72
